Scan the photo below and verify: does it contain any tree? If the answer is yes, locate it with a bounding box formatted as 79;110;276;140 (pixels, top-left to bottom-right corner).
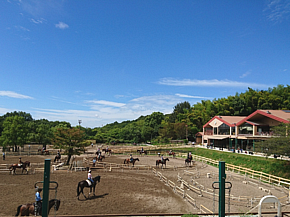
0;116;27;152
255;122;290;158
27;119;53;147
51;127;89;165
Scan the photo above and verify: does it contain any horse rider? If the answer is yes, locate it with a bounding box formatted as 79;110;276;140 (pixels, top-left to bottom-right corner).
106;146;109;151
18;157;23;166
57;150;61;158
97;147;100;155
88;170;94;185
98;152;101;160
161;155;164;163
141;147;144;153
35;187;42;215
130;154;133;162
169;150;172;154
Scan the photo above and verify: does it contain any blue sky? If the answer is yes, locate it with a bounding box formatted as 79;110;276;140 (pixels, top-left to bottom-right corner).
1;0;289;128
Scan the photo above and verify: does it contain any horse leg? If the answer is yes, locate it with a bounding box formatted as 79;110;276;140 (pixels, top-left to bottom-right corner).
81;187;87;199
93;185;96;196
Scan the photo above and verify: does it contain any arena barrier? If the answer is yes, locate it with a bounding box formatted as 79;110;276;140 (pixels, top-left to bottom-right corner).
152;168;197;210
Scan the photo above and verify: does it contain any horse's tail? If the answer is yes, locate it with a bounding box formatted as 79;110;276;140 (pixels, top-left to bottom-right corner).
15;205;21;216
77;182;81;197
156;160;158;166
124;159;126;164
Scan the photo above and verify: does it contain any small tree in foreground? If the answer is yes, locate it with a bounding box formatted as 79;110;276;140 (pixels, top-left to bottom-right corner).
51;127;89;165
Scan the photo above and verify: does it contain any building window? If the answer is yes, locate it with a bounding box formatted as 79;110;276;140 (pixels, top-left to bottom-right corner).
239;123;253;134
218;123;230;135
214;127;217;135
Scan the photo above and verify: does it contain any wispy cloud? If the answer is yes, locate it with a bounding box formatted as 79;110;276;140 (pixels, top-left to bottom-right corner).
30;18;46;24
175;93;212;99
240;71;251;78
15;25;30;31
55;22;69;29
264;0;290;23
86;100;126;107
158;78;270;89
0;91;34;99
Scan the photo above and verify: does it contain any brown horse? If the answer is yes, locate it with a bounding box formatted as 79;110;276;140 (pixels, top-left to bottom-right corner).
167;151;176;158
38;149;50;155
102;148;112;155
124;158;139;167
15;199;60;216
9;161;30;174
137;150;147;156
156;158;169;168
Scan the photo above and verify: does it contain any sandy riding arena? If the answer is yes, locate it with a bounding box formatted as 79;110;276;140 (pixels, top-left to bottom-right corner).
1;149;290;216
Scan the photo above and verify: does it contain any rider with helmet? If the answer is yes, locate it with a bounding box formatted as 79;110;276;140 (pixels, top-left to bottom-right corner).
88;170;94;184
18;157;23;166
130;154;133;162
161;155;164;163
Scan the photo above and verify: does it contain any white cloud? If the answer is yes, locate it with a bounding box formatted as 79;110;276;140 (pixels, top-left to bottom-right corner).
15;25;30;31
86;100;126;107
0;91;34;99
175;93;212;99
240;71;251;78
55;22;69;29
30;18;46;24
158;78;271;89
264;0;290;22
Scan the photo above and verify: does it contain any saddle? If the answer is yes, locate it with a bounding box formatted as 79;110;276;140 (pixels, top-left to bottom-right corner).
86;179;92;186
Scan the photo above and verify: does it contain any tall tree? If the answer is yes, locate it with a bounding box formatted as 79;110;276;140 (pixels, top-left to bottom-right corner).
51;127;89;165
0;116;27;151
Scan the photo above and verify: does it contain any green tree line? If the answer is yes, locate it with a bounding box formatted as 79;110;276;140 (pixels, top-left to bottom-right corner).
1;84;290;148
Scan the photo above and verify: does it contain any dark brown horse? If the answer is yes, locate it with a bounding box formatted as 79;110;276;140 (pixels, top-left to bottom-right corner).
77;175;101;200
54;155;61;163
15;199;60;216
156;158;169;168
9;161;30;174
97;155;105;162
124;158;139;167
137;150;147;156
185;157;193;166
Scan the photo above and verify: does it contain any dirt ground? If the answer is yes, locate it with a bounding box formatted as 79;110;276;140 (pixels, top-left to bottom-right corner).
1;146;290;216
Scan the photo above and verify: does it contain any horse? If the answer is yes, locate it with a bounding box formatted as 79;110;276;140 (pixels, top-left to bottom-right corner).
38;149;49;155
97;155;105;162
15;199;60;216
77;175;101;200
9;161;30;175
185;154;193;166
124;158;139;167
167;151;176;158
137;150;147;156
102;148;112;155
156;158;169;169
54;155;61;163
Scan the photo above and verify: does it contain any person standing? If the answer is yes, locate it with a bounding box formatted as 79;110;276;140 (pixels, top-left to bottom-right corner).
35;187;42;215
2;152;5;160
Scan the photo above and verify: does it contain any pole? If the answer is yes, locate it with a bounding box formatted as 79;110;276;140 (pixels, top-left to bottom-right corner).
42;159;51;217
219;161;226;217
